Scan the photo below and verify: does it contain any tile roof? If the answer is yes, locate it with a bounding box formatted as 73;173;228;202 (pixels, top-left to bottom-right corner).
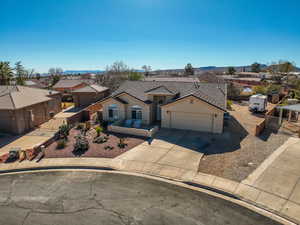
52;79;87;88
110;81;226;111
144;77;199;82
72;84;109;93
145;86;175;95
0;86;59;110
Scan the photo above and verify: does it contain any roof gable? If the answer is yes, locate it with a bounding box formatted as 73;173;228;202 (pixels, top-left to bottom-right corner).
145;86;175;95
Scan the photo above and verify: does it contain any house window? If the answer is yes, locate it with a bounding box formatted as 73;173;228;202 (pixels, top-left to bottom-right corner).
108;104;119;120
131;105;142;120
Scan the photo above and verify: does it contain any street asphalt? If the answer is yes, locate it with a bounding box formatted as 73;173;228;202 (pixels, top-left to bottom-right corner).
0;171;281;225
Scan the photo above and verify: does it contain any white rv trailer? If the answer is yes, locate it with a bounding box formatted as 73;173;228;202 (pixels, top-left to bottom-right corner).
249;94;267;113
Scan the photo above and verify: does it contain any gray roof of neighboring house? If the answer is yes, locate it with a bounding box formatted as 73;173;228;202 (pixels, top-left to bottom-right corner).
144;77;199;82
52;79;87;88
0;86;59;110
24;79;47;88
72;84;109;93
109;81;226;111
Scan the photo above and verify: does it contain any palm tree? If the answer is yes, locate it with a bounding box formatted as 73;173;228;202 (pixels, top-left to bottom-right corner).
0;61;14;85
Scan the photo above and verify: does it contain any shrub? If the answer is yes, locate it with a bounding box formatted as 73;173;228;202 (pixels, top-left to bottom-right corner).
94;126;103;137
58;123;70;140
227;100;233;110
76;123;84;130
104;145;114;150
118;138;127;149
253;85;267;95
56;139;67;149
101;121;109;130
74;134;89;152
93;135;108;144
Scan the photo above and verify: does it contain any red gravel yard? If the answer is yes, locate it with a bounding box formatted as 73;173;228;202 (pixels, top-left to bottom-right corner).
45;128;146;158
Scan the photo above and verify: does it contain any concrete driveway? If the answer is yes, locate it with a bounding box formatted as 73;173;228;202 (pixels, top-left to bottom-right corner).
116;129;204;171
243;137;300;220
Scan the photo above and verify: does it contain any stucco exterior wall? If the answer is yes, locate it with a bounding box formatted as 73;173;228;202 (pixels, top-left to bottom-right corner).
161;96;224;133
0;110;14;133
73;90;109;108
101;98;126;122
117;94;151;125
0;95;61;135
101;94;151;125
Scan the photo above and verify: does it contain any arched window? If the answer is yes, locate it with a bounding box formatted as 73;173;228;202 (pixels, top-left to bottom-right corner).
108;104;119;120
131;105;142;120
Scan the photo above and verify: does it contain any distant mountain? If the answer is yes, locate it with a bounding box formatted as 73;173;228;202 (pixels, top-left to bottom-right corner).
63;70;104;75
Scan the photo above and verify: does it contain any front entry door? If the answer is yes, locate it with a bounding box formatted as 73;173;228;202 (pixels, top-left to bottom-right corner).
156;106;161;121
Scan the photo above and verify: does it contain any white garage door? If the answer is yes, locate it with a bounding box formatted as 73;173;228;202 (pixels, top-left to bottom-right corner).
170;112;213;132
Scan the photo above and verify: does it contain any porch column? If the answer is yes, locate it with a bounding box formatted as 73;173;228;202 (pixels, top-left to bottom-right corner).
288;110;292;122
278;108;283;125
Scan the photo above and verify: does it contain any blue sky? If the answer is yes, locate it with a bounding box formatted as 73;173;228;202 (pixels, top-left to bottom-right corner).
0;0;299;72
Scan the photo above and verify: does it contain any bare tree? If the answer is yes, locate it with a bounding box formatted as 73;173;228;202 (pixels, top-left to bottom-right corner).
48;67;63;76
101;61;131;91
106;61;130;75
142;65;151;77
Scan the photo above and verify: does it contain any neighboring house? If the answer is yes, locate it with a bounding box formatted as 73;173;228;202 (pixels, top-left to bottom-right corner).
99;81;227;133
72;84;109;108
24;79;47;89
144;77;199;82
0;86;62;134
52;80;88;93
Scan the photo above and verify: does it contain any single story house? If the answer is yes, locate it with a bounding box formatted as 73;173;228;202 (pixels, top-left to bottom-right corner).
52;80;88;93
0;86;62;134
24;79;47;89
72;84;109;108
99;81;227;133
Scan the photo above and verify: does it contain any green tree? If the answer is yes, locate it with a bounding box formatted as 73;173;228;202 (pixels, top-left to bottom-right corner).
0;61;14;85
227;83;241;97
251;62;261;73
51;75;60;86
15;61;27;85
184;63;194;76
253;85;267;95
128;71;143;81
227;67;236;75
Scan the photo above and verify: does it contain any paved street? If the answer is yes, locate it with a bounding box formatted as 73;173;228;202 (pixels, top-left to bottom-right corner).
116;129;203;171
0;171;281;225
